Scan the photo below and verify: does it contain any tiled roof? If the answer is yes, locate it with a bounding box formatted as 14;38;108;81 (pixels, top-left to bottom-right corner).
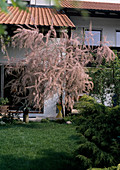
0;6;75;27
61;0;120;11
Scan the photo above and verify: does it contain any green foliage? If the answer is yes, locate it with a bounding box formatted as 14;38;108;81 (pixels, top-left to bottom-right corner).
0;0;27;35
78;95;96;103
74;95;106;117
41;118;50;123
89;56;120;106
0;0;9;13
74;95;120;169
89;66;113;105
0;0;27;13
55;118;66;124
0;97;9;105
117;164;120;170
111;57;120;105
0;25;6;35
11;0;27;10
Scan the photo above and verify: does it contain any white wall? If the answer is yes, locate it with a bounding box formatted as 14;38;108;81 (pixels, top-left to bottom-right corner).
7;0;12;4
80;0;120;3
30;0;55;5
31;0;35;5
0;47;26;64
71;16;120;47
7;0;55;6
37;0;55;5
35;0;50;5
44;94;58;117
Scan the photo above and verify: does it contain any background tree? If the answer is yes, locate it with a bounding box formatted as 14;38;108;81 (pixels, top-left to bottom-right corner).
6;26;115;116
89;55;120;106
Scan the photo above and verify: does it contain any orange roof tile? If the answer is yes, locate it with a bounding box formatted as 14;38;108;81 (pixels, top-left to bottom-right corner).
0;6;75;27
61;1;120;11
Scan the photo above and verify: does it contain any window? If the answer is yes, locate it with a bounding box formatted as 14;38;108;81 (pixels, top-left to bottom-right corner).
84;30;101;46
116;31;120;47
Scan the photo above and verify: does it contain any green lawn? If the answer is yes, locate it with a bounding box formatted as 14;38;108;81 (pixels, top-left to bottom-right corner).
0;122;79;170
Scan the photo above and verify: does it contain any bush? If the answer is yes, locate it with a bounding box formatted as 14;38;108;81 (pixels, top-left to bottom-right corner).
55;118;66;124
0;97;9;105
74;95;120;169
74;95;107;117
41;118;50;123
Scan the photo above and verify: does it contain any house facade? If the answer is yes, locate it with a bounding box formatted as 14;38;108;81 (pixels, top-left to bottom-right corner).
6;1;120;47
61;1;120;48
0;0;120;115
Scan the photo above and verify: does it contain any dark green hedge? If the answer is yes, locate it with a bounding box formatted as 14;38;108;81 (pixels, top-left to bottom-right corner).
74;95;120;169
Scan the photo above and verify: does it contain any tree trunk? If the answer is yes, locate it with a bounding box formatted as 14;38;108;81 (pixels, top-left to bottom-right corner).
23;108;29;123
62;103;65;117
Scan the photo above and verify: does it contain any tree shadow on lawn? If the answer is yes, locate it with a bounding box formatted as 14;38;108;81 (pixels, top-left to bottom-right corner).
0;121;77;131
0;122;77;132
0;149;80;170
0;122;46;130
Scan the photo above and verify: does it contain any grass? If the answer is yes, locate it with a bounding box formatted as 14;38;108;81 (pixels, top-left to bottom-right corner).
0;121;79;170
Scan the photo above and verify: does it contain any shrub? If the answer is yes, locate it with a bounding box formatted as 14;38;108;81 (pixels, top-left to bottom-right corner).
74;95;120;169
41;118;50;123
0;97;9;105
55;118;66;124
74;95;107;117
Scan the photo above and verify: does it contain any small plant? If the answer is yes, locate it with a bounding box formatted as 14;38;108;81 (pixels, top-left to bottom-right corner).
55;118;65;124
41;118;50;123
0;120;6;125
0;97;9;105
74;95;106;117
56;101;62;106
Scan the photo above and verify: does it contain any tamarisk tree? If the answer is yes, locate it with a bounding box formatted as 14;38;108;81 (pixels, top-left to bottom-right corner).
6;26;115;116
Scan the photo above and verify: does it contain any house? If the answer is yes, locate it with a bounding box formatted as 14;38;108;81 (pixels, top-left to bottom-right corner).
0;0;75;117
0;0;120;116
61;0;120;49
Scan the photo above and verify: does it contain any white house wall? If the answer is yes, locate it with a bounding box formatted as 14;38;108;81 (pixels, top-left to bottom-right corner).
33;0;55;5
30;0;35;5
0;47;26;64
70;16;120;47
44;93;58;117
7;0;12;4
35;0;49;5
81;0;120;3
7;0;55;5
